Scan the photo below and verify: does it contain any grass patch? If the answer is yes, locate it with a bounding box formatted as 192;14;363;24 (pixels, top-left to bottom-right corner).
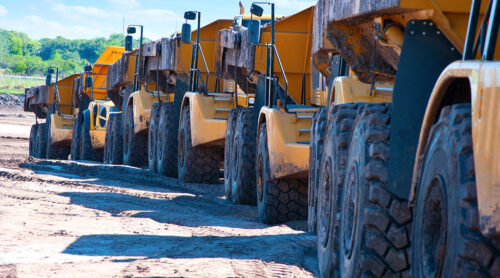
0;76;45;95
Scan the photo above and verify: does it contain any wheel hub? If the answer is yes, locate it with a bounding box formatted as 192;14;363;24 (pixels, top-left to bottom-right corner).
421;176;447;277
343;163;359;260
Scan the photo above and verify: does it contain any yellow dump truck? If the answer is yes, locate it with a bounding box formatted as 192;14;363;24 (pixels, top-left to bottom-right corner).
26;71;80;159
69;46;125;162
311;0;500;277
217;4;326;223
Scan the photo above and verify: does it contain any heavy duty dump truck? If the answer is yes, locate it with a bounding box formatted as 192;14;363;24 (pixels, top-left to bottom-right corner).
105;18;234;180
310;0;500;277
26;71;81;159
217;4;322;223
69;46;125;162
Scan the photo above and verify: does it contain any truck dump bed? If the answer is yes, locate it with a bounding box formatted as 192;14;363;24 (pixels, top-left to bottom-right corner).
316;0;492;82
216;7;315;104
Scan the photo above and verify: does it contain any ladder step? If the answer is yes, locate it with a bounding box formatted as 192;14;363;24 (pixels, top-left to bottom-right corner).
208;92;233;97
215;108;231;112
63;123;73;126
213;97;233;102
296;141;310;145
297;128;311;133
296;114;314;119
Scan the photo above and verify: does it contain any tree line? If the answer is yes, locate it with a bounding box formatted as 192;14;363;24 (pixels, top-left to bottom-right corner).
0;28;149;77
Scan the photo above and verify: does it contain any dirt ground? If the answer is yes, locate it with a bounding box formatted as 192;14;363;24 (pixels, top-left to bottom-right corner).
0;97;319;277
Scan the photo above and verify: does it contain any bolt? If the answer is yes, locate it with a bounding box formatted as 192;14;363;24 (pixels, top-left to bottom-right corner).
410;31;415;35
423;32;426;36
423;21;427;25
411;21;415;24
430;22;434;26
451;47;455;51
437;31;441;35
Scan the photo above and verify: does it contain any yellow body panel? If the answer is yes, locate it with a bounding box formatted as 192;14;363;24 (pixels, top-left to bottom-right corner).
333;77;393;105
257;107;317;179
176;20;233;92
48;113;73;145
254;7;314;104
90;130;107;149
47;74;80;115
182;92;235;147
85;99;116;149
129;90;172;135
83;46;125;100
412;61;500;236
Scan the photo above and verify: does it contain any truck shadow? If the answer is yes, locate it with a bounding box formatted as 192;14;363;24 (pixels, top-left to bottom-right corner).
59;191;306;231
62;233;317;274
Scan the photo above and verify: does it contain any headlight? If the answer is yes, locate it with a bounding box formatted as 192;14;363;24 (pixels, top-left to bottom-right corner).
249;97;255;105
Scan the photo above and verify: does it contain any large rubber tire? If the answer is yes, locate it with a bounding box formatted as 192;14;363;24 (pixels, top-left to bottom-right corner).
256;122;308;224
46;116;70;160
148;103;161;172
412;104;500;277
123;103;148;166
36;123;47;159
339;103;411;277
70;116;82;160
157;102;178;177
110;114;123;164
231;107;257;205
29;124;38;157
79;118;101;161
317;103;359;278
308;107;327;233
224;108;239;200
103;114;116;164
178;106;222;184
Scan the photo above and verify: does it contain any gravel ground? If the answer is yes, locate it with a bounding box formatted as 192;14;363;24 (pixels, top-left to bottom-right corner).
0;96;319;277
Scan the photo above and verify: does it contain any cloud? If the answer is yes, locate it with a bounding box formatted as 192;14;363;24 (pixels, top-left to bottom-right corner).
108;0;140;9
0;5;7;17
51;3;109;19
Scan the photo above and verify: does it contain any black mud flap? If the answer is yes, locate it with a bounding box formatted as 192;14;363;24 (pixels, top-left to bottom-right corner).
388;20;461;199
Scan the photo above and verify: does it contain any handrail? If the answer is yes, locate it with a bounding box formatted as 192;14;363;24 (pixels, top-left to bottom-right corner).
196;43;210;92
272;44;288;97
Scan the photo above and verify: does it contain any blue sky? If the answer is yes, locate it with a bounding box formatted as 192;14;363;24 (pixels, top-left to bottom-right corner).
0;0;315;40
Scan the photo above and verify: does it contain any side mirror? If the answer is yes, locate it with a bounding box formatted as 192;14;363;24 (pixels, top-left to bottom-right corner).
84;64;92;72
181;23;192;44
184;11;196;20
127;26;136;34
45;74;52;86
247;20;261;45
125;35;133;51
250;4;264;17
85;76;94;89
47;68;55;74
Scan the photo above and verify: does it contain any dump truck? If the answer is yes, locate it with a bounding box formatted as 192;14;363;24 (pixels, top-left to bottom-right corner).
311;0;500;277
26;71;81;159
69;46;125;162
105;18;234;179
217;4;324;223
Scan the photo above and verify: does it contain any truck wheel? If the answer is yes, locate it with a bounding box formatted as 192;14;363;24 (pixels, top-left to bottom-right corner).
224;108;239;200
103;114;115;164
46;116;69;159
308;107;327;233
157;102;178;177
412;104;500;277
339;103;411;277
79;117;102;161
256;122;308;224
70;116;81;160
148;103;161;172
317;103;359;277
231;107;257;205
36;123;47;159
178;105;222;184
123;103;147;166
29;124;38;157
111;115;123;164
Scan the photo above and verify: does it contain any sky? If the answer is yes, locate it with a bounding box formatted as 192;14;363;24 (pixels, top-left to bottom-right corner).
0;0;316;40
